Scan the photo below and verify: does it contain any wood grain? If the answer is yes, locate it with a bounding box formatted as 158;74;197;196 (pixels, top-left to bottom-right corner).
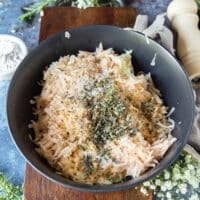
24;164;152;200
24;7;153;200
39;7;137;42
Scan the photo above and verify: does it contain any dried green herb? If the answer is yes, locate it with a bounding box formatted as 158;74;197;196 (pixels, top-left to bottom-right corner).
79;144;87;151
82;78;137;146
141;101;155;119
83;155;94;175
100;148;111;160
107;174;123;183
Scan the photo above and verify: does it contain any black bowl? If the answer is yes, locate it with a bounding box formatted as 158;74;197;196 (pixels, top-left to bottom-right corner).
7;25;195;192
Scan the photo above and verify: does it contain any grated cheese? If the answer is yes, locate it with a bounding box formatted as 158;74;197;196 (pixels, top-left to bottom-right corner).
65;31;71;39
31;44;176;184
150;53;157;66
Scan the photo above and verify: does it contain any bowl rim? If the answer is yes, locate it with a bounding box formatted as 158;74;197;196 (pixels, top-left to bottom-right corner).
7;25;195;192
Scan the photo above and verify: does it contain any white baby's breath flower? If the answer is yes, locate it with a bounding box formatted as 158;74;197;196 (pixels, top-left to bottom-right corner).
164;180;173;190
184;169;191;178
188;164;195;170
143;181;150;187
174;173;181;180
164;171;170;179
189;179;199;189
166;192;171;199
189;193;199;200
140;187;148;195
161;185;167;192
155;179;161;186
179;183;187;194
149;185;156;190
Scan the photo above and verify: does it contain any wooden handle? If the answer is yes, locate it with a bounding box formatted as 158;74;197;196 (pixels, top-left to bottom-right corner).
167;0;200;80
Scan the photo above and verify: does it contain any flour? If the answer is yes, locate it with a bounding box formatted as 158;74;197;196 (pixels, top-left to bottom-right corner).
0;39;24;73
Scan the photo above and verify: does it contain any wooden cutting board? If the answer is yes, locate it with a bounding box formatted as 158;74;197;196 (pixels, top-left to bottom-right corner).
39;7;137;41
24;7;152;200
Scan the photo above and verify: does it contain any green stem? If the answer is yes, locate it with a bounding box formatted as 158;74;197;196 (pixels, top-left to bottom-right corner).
20;0;57;21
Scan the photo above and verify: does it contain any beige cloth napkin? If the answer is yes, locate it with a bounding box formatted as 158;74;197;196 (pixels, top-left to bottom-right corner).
133;14;200;153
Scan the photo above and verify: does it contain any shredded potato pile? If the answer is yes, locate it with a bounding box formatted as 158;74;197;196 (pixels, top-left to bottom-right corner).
31;44;176;184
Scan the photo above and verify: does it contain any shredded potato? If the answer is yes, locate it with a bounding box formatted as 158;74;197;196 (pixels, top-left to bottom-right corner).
31;44;176;184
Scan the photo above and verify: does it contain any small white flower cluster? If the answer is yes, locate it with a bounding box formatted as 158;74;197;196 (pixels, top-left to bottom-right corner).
141;151;200;200
72;0;120;9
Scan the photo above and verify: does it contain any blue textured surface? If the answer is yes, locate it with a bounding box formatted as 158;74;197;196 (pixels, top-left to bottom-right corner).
0;80;25;185
0;0;171;186
0;0;40;49
0;0;40;186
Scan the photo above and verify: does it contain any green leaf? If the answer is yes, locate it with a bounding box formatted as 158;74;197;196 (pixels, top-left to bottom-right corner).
20;0;121;21
0;173;22;200
20;0;58;21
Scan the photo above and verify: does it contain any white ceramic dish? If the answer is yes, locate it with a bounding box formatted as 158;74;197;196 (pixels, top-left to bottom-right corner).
0;34;28;80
